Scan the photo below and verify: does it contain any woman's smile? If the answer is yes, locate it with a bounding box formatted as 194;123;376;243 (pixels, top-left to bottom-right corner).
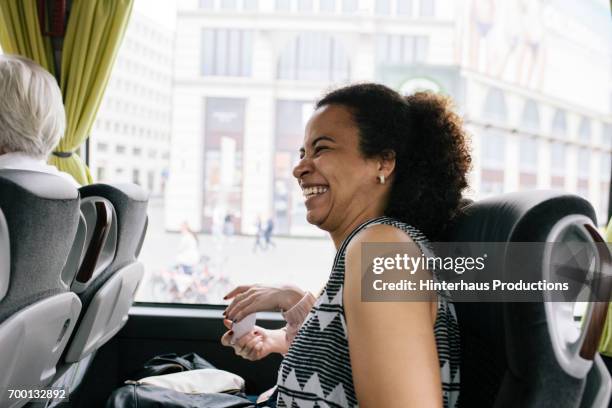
301;184;329;207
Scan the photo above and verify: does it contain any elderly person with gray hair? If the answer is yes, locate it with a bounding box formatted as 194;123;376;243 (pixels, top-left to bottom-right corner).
0;54;78;187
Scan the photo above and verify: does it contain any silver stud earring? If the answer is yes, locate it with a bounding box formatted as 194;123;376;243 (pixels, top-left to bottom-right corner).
378;174;385;184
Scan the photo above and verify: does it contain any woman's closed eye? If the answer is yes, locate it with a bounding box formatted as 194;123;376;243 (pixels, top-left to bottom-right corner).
314;145;330;156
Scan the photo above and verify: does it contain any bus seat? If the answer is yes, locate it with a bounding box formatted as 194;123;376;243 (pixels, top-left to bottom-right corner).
59;183;147;386
445;190;611;408
0;170;82;408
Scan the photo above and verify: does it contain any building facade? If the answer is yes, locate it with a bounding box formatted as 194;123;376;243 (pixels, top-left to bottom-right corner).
165;0;612;235
90;11;174;196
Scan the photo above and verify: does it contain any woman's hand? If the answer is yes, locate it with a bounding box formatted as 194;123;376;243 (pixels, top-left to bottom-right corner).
223;284;304;322
220;319;289;360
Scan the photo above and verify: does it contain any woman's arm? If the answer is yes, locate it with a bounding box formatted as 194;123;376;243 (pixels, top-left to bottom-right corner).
344;224;441;408
282;292;316;344
224;284;306;322
221;291;316;359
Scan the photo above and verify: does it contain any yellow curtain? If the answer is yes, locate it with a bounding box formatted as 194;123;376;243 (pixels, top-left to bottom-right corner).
48;0;134;185
0;0;55;74
599;217;612;356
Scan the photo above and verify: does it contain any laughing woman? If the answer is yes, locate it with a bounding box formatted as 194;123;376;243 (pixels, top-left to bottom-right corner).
223;83;471;408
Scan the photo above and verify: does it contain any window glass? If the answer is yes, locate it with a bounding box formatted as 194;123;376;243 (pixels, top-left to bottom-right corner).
521;99;540;133
81;0;612;306
276;0;291;11
552;109;567;138
397;0;412;16
320;0;336;12
419;0;434;17
578;118;591;143
482;87;507;124
376;35;428;64
342;0;357;13
220;0;237;9
277;33;350;82
519;136;538;170
375;0;391;15
298;0;314;12
603;124;612;148
201;29;253;76
244;0;258;10
200;0;215;10
577;147;590;177
550;142;566;174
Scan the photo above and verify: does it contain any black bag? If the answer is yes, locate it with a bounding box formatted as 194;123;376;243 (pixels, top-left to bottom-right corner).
105;353;257;408
105;384;256;408
131;352;216;379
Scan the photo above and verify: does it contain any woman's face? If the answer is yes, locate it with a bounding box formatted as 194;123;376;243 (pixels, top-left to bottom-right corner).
292;104;388;232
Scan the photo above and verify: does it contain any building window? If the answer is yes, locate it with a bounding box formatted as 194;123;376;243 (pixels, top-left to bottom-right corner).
320;0;336;12
521;99;540;133
578;117;591;143
600;152;611;179
132;168;141;185
550;142;566;176
602;124;612;148
220;0;237;9
342;0;357;13
297;0;313;11
203;98;246;233
552;109;567;139
277;33;350;82
396;0;413;15
244;0;258;10
97;142;109;153
148;170;155;192
481;130;505;168
276;0;291;11
116;145;126;154
375;0;391;15
419;0;434;17
97;167;106;181
201;29;253;77
376;35;429;64
482;87;507;124
133;147;142;156
577;148;590;177
519;136;538;171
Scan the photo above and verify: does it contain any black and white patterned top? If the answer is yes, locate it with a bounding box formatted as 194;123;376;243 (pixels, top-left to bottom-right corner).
275;216;461;408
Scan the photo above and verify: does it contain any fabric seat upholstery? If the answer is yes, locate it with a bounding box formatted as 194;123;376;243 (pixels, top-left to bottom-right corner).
445;190;610;407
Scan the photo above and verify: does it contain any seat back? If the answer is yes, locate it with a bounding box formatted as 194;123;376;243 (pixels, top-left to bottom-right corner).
0;169;82;408
445;190;610;408
63;183;148;363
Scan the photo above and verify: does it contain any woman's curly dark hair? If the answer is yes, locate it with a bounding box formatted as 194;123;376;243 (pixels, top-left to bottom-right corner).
316;83;472;240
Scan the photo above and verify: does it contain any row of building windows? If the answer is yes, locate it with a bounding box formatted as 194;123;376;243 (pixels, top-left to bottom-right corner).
121;37;172;63
198;0;436;16
94;121;171;141
194;97;611;233
96;142;170;159
110;79;171;102
200;30;429;79
375;34;428;64
101;100;172;123
96;166;165;193
114;57;172;83
483;88;612;146
481;134;611;177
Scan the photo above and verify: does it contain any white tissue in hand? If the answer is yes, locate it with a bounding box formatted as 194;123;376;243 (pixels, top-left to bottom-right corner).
231;313;256;343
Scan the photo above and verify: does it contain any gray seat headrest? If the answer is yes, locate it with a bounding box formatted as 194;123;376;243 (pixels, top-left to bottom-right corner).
0;169;80;323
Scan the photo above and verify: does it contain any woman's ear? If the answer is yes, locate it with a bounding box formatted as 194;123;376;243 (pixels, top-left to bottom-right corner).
377;149;396;178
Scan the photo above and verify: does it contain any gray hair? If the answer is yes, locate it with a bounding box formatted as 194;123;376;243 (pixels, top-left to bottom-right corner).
0;55;65;159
